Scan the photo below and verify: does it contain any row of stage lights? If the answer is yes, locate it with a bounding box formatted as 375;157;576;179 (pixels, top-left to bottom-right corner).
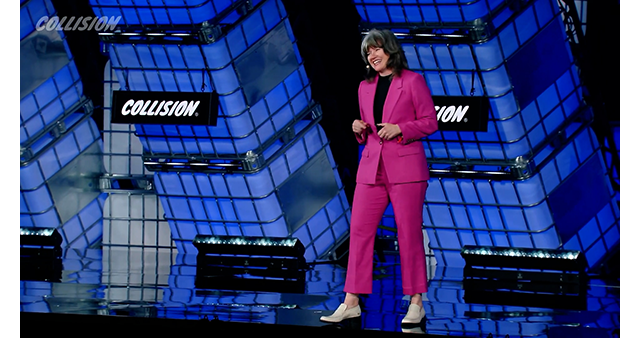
193;235;300;247
461;246;582;260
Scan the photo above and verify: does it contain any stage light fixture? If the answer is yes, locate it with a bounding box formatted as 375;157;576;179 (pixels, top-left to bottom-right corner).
193;235;305;258
20;227;62;246
460;245;586;271
193;235;307;293
20;227;63;254
461;246;581;259
461;245;588;310
20;227;63;282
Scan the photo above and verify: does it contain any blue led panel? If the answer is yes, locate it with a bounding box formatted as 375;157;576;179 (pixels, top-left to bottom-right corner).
422;125;619;270
154;121;350;262
20;115;102;228
57;194;107;250
354;0;511;25
107;0;309;159
21;0;57;40
21;29;84;146
133;65;311;159
562;202;620;270
89;0;264;26
403;0;581;161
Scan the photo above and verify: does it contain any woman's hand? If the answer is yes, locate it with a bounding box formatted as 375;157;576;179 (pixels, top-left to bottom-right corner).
353;119;370;134
377;123;402;140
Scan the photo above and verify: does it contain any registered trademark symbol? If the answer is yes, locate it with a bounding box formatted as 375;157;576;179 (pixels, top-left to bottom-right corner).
463;118;468;122
195;113;199;117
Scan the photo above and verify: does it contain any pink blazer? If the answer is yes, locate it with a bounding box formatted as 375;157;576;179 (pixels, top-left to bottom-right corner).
355;70;438;184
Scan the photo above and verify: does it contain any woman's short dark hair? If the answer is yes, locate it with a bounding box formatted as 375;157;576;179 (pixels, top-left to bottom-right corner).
360;29;409;81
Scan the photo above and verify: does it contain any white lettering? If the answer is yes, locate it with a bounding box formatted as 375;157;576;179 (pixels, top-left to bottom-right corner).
72;16;82;31
105;16;121;31
94;17;107;31
436;105;469;123
145;100;158;115
131;100;144;116
161;101;173;116
87;17;98;31
121;99;135;115
139;100;152;115
35;16;48;31
168;101;178;116
78;17;92;31
119;99;202;119
184;101;200;116
35;16;122;31
152;101;165;115
45;16;59;31
61;16;75;31
174;101;188;117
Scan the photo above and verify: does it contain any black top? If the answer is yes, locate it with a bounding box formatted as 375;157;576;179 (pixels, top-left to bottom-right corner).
373;74;392;126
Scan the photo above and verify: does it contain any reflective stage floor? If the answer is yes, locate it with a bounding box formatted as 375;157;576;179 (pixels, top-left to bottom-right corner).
20;246;620;337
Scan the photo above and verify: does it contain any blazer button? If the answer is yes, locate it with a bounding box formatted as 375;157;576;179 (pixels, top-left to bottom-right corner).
379;141;383;145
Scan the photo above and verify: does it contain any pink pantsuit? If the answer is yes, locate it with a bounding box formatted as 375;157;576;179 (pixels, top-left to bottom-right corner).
344;70;438;296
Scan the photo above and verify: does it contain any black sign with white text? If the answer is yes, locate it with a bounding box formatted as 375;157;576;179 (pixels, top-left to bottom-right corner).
432;96;489;132
111;90;219;126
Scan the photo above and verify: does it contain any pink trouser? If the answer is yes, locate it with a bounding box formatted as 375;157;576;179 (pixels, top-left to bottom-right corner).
344;158;429;295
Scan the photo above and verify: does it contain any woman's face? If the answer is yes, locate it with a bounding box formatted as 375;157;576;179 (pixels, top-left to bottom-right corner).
367;45;391;76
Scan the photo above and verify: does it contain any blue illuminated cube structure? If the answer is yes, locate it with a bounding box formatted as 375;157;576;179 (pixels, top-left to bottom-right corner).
355;0;583;162
21;0;89;156
423;123;619;270
20;0;107;251
89;0;263;27
377;123;619;271
106;0;313;163
367;0;619;272
354;0;518;27
57;195;107;249
101;0;351;262
406;0;582;161
20;0;55;39
20;112;106;247
153;118;351;262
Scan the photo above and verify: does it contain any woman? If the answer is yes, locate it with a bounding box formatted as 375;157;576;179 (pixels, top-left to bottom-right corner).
320;29;438;324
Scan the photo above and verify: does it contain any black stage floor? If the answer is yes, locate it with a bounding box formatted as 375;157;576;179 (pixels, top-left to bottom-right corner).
20;246;620;337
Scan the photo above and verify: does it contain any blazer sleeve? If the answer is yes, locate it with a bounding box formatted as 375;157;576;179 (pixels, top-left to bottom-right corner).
354;81;368;144
397;74;438;144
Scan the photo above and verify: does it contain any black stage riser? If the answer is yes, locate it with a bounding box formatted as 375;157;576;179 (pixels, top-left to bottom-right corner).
20;247;62;258
464;267;586;285
196;255;306;270
462;256;586;272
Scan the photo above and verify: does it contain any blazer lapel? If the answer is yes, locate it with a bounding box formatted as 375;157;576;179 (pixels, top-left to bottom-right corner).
363;77;378;133
382;75;403;122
